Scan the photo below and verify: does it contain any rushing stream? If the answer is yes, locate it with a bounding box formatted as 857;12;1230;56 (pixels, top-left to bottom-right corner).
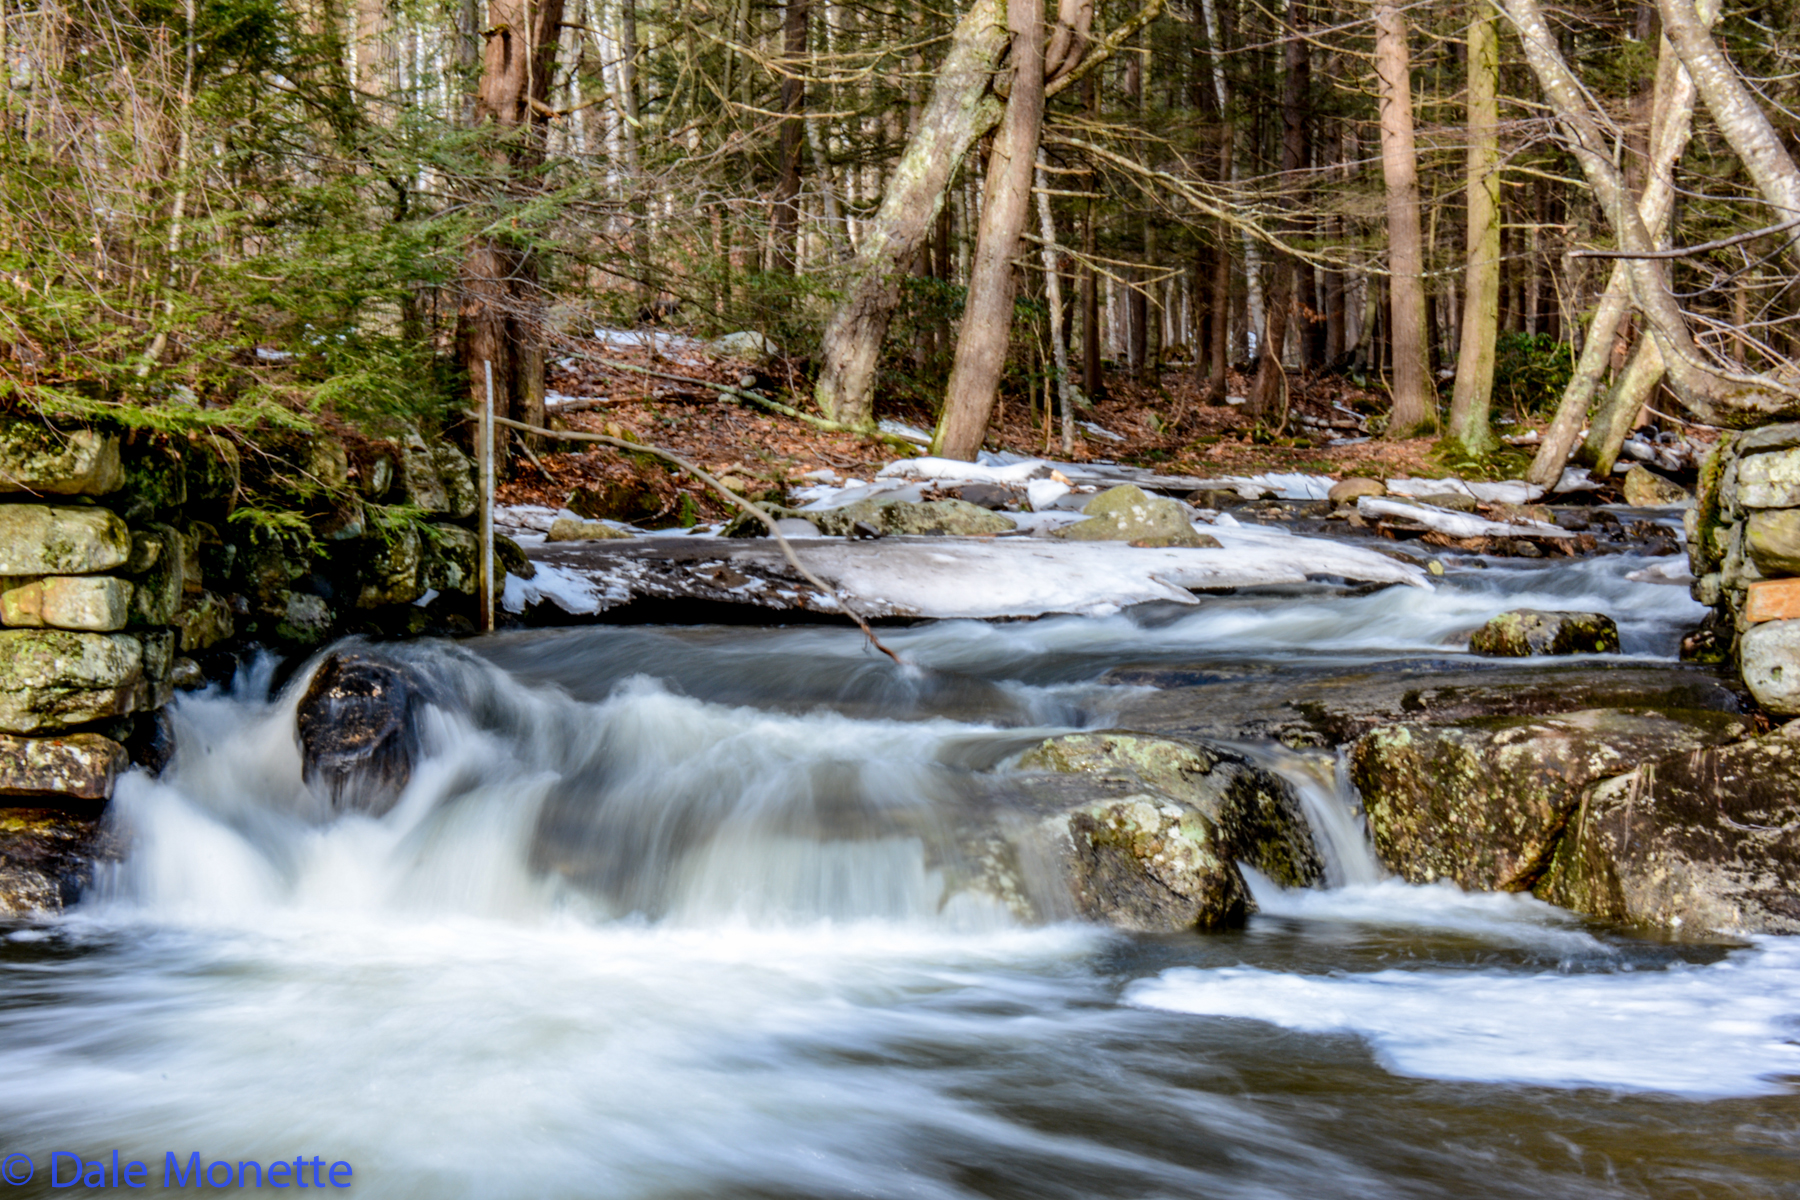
2;551;1798;1197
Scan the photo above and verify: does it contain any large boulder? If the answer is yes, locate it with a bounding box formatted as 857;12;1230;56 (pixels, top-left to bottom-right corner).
806;498;1015;538
295;653;427;815
396;433;450;514
1622;465;1692;507
423;525;482;594
0;505;131;576
1745;509;1800;577
546;516;633;542
1;576;134;632
0;732;128;801
1537;725;1800;935
1733;444;1800;509
1351;709;1750;891
1468;609;1619;656
431;444;479;520
1017;731;1321;888
1738;618;1800;714
1055;795;1250;931
1328;477;1385;506
0;422;122;496
0;630;143;734
0;809;111;915
355;527;425;608
1052;485;1219;548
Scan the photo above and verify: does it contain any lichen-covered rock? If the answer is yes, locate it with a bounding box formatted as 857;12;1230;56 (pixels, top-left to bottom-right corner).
546;516;633;542
305;437;350;492
0;505;131;576
805;498;1015;538
1351;709;1749;891
296;652;425;815
1622;465;1692;508
112;439;187;523
1537;725;1800;934
275;592;333;646
126;525;185;626
1738;619;1800;714
1;576;133;632
1732;445;1800;508
0;733;128;800
0;422;122;496
0;630;143;734
355;527;425;608
1686;437;1734;580
423;525;481;594
431;444;478;520
1468;609;1620;656
1018;731;1322;887
397;433;450;514
1746;509;1800;577
174;592;233;653
1052;485;1219;548
1055;794;1250;931
0;809;110;915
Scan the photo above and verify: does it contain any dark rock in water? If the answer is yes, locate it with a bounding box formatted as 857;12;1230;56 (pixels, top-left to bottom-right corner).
1351;708;1750;892
296;653;425;816
0;809;113;915
951;483;1015;510
1469;609;1619;656
1013;730;1322;932
1537;724;1800;935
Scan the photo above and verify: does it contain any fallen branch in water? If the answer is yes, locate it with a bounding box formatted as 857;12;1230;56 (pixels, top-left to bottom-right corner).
473;411;905;666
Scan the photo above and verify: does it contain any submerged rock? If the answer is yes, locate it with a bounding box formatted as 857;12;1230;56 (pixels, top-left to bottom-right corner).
1469;609;1620;657
295;653;426;816
1537;724;1800;935
1352;709;1749;891
1052;485;1219;548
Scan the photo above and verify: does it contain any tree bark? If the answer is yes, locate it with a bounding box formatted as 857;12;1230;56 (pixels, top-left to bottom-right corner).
457;0;566;463
813;0;1009;427
1035;151;1078;453
932;0;1046;460
1444;3;1501;457
1528;10;1704;485
1585;336;1666;475
1248;5;1308;423
770;0;811;273
1372;0;1434;436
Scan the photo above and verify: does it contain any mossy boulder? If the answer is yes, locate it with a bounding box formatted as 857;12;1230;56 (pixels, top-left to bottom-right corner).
355;527;425;608
1018;731;1322;888
1622;465;1692;507
1056;794;1250;931
431;445;479;520
0;506;131;576
1745;509;1800;577
185;432;240;518
1537;724;1800;935
126;525;186;626
174;592;234;653
396;433;450;514
0;630;144;734
804;498;1015;538
546;516;633;542
0;422;122;496
112;438;188;523
0;808;112;915
1052;485;1218;548
0;733;128;801
1469;609;1619;656
423;525;482;594
1351;709;1750;891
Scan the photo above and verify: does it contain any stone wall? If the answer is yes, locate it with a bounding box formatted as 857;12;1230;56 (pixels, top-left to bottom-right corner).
0;417;492;824
1687;423;1800;712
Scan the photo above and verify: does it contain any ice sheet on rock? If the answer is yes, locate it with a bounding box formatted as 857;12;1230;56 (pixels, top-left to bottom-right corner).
496;504;560;538
1079;421;1126;442
500;562;613;615
1554;466;1604;493
879;457;1053;486
589;327;706;357
804;535;1428;619
876;419;933;446
790;481;928;511
1357;496;1574;539
1386;477;1547;504
1627;559;1694;585
1025;479;1071;511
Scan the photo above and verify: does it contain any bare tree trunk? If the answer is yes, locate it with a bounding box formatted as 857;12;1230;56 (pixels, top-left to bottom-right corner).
1035;152;1078;454
1444;2;1500;457
1373;0;1433;435
1248;5;1308;423
931;0;1045;460
457;0;567;462
1585;337;1666;475
1527;9;1705;485
813;0;1008;427
770;0;811;273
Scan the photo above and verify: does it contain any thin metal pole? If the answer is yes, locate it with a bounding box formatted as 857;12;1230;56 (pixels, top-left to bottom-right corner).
479;360;496;633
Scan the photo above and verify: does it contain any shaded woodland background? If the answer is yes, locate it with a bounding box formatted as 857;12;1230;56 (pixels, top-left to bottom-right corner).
4;0;1800;481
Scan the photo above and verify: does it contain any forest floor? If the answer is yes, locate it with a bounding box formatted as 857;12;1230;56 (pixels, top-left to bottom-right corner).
496;338;1520;524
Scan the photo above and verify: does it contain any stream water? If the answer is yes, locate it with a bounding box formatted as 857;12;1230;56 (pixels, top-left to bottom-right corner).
2;551;1798;1198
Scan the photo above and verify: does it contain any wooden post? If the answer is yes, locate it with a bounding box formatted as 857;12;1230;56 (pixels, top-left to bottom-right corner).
479;359;496;633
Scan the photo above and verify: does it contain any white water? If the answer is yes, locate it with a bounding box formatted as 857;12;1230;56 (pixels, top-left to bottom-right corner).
1;552;1796;1199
